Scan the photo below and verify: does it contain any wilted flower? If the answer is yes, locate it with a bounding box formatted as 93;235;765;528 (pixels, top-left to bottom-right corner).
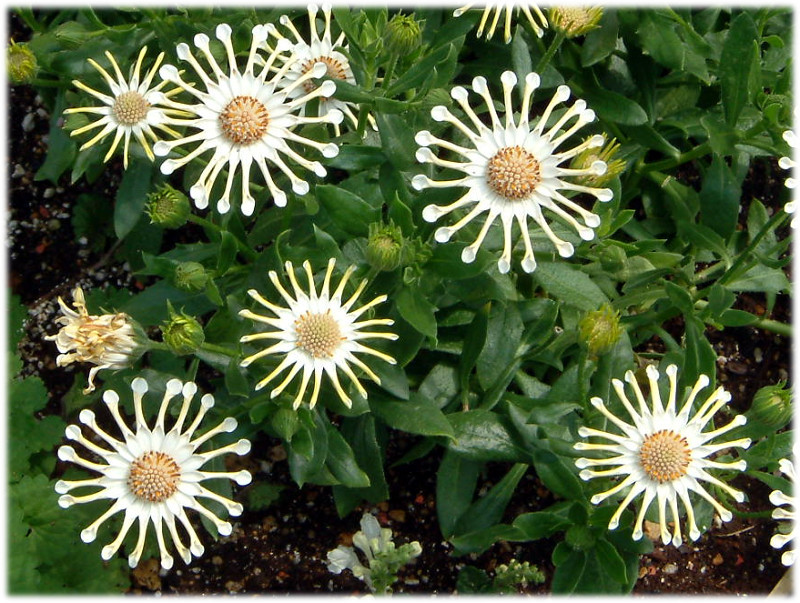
779;129;798;228
63;47;180;169
270;4;368;136
413;71;612;273
575;364;751;547
548;6;604;38
7;40;37;84
454;2;548;43
239;258;397;409
55;377;252;569
770;453;797;566
153;23;341;215
327;512;422;593
571;136;626;188
145;183;191;229
46;287;144;393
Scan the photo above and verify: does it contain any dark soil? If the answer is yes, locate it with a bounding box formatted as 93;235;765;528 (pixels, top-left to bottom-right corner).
7;12;792;596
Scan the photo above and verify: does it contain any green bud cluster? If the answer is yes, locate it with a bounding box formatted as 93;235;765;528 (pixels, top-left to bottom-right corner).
578;304;623;356
383;13;422;55
173;261;209;292
7;40;37;85
161;302;205;355
493;559;546;593
369;540;423;594
146;183;191;229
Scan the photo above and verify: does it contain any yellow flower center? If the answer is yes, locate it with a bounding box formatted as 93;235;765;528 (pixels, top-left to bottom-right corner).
486;146;542;200
112;91;150;126
301;56;347;98
295;310;343;358
639;429;691;483
128;451;181;503
219;95;270;145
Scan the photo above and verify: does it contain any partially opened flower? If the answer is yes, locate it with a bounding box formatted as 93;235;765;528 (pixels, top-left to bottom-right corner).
413;71;612;273
270;4;368;136
769;454;797;566
64;46;180;169
45;287;144;393
454;2;548;42
575;364;751;547
239;258;398;409
153;23;342;216
779;129;797;228
55;377;252;569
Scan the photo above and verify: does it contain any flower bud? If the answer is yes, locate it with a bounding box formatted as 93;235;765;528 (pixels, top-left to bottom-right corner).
749;382;793;430
579;304;622;356
384;13;423;56
571;137;626;188
161;302;205;355
366;221;406;272
173;261;208;292
548;7;604;38
146;183;191;229
7;40;37;85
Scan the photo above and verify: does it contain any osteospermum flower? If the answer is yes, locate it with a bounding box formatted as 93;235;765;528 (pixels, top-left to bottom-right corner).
454;2;548;42
778;129;797;228
574;364;751;547
769;453;797;566
45;287;143;394
413;71;612;273
64;46;180;169
270;4;369;136
55;377;252;569
239;258;398;409
153;23;342;216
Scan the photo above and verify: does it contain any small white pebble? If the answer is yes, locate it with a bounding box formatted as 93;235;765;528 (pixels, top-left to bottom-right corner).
754;348;763;363
43;188;55;199
22;113;35;132
12;164;25;178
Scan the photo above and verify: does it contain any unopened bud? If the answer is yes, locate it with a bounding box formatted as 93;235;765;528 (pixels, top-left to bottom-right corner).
548;6;604;38
161;302;205;355
579;304;622;356
146;183;190;229
571;137;626;188
7;40;37;84
173;261;208;292
366;221;406;272
749;382;793;429
384;13;423;55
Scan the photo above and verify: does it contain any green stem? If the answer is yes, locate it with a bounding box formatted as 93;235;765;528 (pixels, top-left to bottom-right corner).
693;301;792;337
198;342;239;358
28;78;70;89
381;55;398;90
534;31;565;74
640;141;712;174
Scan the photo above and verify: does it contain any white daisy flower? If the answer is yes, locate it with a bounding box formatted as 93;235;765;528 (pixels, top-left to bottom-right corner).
769;454;797;566
574;364;751;547
454;2;548;43
239;258;398;410
153;23;342;216
271;4;369;136
413;70;612;273
63;46;180;169
45;287;144;394
55;377;252;569
779;129;797;228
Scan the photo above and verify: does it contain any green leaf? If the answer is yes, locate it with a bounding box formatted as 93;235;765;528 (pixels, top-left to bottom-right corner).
449;524;525;555
533;262;608;311
447;410;529;462
476;302;524;391
456;566;493;594
270;407;299;441
326;144;387;170
718;309;759;327
377;112;417;170
513;509;572;540
532;449;584;500
34;91;76;184
316;184;377;237
595;537;628;585
396;285;437;338
325;424;371;488
578;85;648;126
216;230;239;274
371;393;455;439
287;409;328;487
333;415;389;516
436;450;481;538
459;304;489;399
720;12;758;126
454;464;527;535
699;156;741;239
113;159;153;240
245;482;285;511
581;11;618;67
